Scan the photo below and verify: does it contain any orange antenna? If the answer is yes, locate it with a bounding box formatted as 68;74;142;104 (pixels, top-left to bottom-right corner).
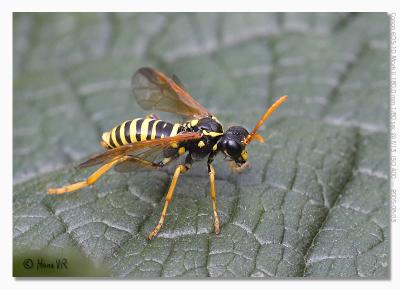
243;95;288;145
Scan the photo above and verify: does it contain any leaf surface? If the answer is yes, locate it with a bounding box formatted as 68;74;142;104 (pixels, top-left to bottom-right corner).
13;13;389;277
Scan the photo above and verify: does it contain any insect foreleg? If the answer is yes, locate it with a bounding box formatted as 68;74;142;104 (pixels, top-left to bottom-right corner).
47;156;131;195
228;160;250;173
208;162;220;234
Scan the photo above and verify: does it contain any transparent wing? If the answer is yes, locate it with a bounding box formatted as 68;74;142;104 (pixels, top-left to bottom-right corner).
113;148;179;173
113;159;148;173
131;67;212;119
79;132;202;169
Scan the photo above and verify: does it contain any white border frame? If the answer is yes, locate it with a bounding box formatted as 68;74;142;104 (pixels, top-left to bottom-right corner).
2;1;399;288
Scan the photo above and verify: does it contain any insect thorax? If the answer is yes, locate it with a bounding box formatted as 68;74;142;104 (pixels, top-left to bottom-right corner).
183;117;224;160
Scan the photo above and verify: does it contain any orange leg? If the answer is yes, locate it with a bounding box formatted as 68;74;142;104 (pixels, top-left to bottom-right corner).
208;164;220;234
47;156;130;195
148;164;187;240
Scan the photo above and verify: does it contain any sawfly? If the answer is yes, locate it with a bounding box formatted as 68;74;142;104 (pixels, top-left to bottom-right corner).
48;67;288;240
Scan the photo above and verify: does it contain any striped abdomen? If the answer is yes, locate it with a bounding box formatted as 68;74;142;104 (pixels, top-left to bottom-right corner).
101;118;182;149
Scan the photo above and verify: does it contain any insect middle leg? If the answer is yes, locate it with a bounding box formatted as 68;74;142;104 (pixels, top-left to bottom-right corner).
148;156;192;240
48;156;131;195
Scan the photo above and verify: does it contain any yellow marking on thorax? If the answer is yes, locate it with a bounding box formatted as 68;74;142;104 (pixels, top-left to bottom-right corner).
140;118;152;141
212;143;218;151
190;119;199;127
212;116;220;122
212;116;223;129
170;123;181;136
111;126;119;146
171;142;178;148
120;121;129;145
202;130;224;137
151;120;161;140
129;118;140;143
178;147;186;155
198;140;205;148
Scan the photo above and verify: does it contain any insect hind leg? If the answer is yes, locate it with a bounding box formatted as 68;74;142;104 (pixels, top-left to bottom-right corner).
47;156;130;195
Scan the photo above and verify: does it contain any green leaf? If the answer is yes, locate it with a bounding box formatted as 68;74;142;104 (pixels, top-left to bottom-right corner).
13;12;389;278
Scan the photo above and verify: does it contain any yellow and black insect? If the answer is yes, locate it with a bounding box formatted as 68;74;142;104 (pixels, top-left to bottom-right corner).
48;67;288;240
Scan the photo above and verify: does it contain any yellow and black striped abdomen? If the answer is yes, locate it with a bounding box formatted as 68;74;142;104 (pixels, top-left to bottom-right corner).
101;118;182;149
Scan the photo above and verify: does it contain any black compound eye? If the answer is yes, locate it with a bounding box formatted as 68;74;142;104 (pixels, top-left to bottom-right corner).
225;140;242;157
